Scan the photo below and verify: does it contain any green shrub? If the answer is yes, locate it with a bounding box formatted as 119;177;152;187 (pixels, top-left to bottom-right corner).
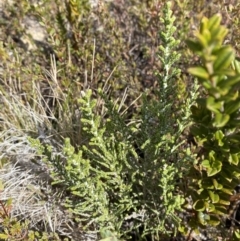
186;14;240;240
28;2;199;240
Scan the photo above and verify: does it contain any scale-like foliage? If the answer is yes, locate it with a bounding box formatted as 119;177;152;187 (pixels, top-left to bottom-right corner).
29;2;197;240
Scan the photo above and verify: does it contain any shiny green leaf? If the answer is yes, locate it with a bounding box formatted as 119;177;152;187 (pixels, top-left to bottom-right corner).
224;101;240;115
193;200;205;211
212;179;223;190
218;199;230;206
208;14;221;32
212;27;228;42
208;190;219;203
196;32;208;48
198;211;209;226
201;29;211;43
206;203;215;212
207;168;220;177
200;17;208;34
206;97;222;113
214;130;224;146
223;75;240;86
229;153;239;165
188;67;209;79
213;113;230;127
234;230;240;239
202;160;210;169
213;46;235;71
232;59;240;74
221;188;233;195
214;204;227;215
207;215;220;226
